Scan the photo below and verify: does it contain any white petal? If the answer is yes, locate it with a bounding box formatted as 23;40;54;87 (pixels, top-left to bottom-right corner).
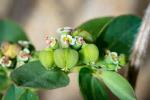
64;27;72;30
56;28;63;34
23;48;30;54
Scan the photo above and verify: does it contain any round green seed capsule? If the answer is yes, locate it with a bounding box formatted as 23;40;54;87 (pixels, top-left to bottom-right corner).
54;48;79;70
39;50;54;69
79;44;99;65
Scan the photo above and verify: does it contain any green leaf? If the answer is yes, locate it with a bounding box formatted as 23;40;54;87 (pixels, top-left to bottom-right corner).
19;89;39;100
11;61;70;89
3;84;25;100
101;15;142;55
101;71;136;100
79;67;108;100
0;68;9;91
0;19;28;43
77;17;114;41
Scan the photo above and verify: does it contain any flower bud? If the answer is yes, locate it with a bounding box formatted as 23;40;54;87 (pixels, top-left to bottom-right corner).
79;44;99;65
39;50;54;69
0;56;12;67
101;50;120;71
17;48;31;62
18;40;30;48
72;36;85;50
110;52;118;64
72;29;94;42
54;48;78;70
45;35;59;49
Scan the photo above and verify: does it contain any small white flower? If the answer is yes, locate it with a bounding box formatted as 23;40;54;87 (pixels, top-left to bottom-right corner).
111;52;118;57
17;48;31;62
23;48;30;53
70;38;76;45
45;34;57;48
49;37;57;47
60;35;75;47
111;52;118;61
0;56;12;67
60;35;70;47
57;27;72;34
18;40;30;48
106;51;119;65
75;36;85;45
66;35;75;45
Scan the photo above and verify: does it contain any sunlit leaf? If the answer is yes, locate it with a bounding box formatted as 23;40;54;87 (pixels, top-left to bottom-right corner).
101;71;136;100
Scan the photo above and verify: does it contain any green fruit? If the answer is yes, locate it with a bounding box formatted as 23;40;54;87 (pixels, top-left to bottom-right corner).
39;50;54;69
54;48;79;70
80;44;99;64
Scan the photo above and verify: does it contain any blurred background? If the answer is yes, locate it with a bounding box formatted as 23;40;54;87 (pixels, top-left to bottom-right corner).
0;0;149;100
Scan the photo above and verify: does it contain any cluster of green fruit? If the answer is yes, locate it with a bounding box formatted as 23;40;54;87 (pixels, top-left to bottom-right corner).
39;27;99;71
39;27;125;72
39;43;99;71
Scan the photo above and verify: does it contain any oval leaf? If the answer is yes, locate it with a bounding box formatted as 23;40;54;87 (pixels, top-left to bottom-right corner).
77;17;114;41
101;71;136;100
11;61;70;89
102;15;141;56
0;19;28;43
79;67;108;100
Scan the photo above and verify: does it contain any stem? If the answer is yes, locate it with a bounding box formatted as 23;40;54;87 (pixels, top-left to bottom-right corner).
70;65;87;73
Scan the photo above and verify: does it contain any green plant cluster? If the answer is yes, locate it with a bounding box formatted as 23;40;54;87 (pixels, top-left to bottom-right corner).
38;27;125;72
0;15;141;100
